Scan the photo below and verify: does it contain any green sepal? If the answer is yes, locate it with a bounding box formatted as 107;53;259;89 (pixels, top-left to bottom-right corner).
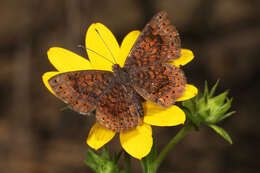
209;124;233;144
211;91;228;106
182;97;196;115
203;80;209;103
181;103;201;131
212;97;234;122
209;79;219;98
203;92;232;123
216;111;236;123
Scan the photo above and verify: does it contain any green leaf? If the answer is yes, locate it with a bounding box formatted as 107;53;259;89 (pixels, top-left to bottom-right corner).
208;124;233;144
85;149;120;173
85;150;99;172
101;147;110;160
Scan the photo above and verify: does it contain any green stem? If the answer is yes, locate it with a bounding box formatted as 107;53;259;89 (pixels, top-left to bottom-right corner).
140;160;147;173
124;152;131;173
153;123;193;171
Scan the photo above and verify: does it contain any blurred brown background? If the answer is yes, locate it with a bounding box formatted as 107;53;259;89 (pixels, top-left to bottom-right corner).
0;0;259;173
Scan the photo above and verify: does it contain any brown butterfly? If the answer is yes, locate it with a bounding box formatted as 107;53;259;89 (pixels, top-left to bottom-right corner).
48;11;186;132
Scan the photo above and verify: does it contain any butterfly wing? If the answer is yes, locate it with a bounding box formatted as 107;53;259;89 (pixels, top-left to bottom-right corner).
124;11;181;69
130;64;186;108
48;70;114;114
96;84;143;132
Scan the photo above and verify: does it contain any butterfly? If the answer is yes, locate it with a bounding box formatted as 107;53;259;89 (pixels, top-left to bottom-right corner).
48;11;186;132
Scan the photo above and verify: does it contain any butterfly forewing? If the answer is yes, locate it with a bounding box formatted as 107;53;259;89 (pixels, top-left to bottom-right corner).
48;70;114;114
124;11;181;69
96;84;143;132
130;64;186;108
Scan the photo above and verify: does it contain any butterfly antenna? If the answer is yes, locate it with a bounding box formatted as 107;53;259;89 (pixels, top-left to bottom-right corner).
77;45;114;65
95;28;118;64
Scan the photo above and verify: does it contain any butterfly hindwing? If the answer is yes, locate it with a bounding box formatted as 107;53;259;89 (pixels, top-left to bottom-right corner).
130;64;186;108
96;83;143;132
48;70;114;114
124;11;181;69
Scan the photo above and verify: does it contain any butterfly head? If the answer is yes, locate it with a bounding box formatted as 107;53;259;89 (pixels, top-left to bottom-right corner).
112;64;121;72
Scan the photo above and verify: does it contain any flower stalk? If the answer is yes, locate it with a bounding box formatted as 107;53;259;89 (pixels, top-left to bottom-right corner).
153;123;193;172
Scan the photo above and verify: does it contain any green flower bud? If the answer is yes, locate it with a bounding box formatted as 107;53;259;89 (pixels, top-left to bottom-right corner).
182;81;235;144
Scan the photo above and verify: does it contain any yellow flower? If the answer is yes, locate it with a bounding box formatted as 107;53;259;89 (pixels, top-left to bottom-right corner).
42;23;198;160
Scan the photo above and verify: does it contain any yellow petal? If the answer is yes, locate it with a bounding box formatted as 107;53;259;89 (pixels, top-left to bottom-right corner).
47;47;92;72
120;124;152;160
119;30;140;67
87;123;116;150
176;84;198;101
86;23;120;71
42;71;62;95
143;102;185;126
170;49;194;67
